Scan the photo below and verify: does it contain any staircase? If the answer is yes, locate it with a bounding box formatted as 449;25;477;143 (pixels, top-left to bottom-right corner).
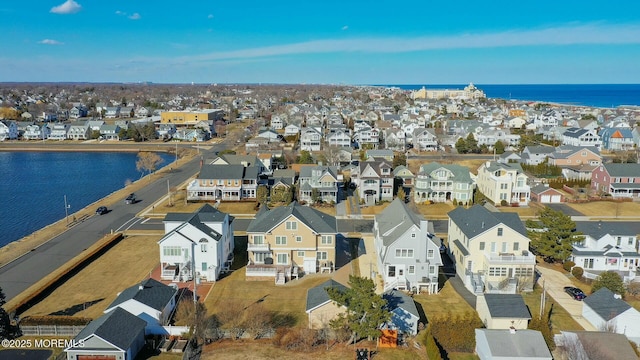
275;270;286;285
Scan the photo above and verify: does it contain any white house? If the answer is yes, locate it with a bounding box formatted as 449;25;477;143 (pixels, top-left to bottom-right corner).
49;123;70;140
476;161;530;206
158;204;234;282
374;198;443;294
562;127;601;148
300;127;322;151
0;120;18;141
475;329;552;360
382;290;421;335
284;123;300;137
582;288;640;343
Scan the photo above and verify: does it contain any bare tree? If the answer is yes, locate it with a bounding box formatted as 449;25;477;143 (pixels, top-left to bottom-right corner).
136;151;164;179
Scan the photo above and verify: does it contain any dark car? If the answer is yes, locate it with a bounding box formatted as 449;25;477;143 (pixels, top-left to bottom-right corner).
125;193;136;204
95;206;108;215
564;286;587;300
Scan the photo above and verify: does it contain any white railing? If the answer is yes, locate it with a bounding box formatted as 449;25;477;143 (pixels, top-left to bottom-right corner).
247;243;270;252
484;253;535;264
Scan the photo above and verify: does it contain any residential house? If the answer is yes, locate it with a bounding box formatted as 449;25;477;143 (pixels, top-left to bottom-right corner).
284;123;301;137
67;124;90;140
413;162;474;204
48;123;69;140
382;290;421;336
497;151;521;164
23;124;50;140
599;127;635;151
157;123;177;139
186;164;259;201
351;159;394;204
270;115;285;130
305;279;347;329
582;288;640;343
475;329;552;360
326;128;351;148
476;294;531;329
374;198;443;294
570;221;640;282
353;126;380;149
393;165;415;189
0;120;18;141
207;154;269;176
476;161;530;206
174;128;207;142
365;149;394;161
100;124;121;140
448;205;536;294
475;128;520;149
412;128;439;151
119;106;134;118
504;116;526;129
135;106;150;118
520;145;555;166
256;128;283;142
554;331;639;360
529;184;564;203
245;202;338;283
300;127;322;151
383;128;405;150
86;120;105;132
69;105;88;119
102;278;177;332
158;204;235;282
298;165;341;204
104;106;121;118
64;308;147;360
591;163;640;198
561;127;601;148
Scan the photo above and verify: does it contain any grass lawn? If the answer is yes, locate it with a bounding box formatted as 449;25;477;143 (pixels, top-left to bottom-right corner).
414;202;455;219
359;202;392;216
413;282;475;320
204;267;333;327
497;202;545;218
521;286;584;333
565;201;640;217
20;235;160;320
449;353;480;360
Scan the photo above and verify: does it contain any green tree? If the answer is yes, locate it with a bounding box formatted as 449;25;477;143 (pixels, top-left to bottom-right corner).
327;276;391;343
592;271;626;297
90;130;101;139
397;187;406;202
465;133;478;153
118;127;128;140
393;152;407;168
455;137;468;154
310;188;321;204
0;286;16;340
528;309;555;351
526;207;584;262
493;140;505;154
256;185;269;204
297;150;314;164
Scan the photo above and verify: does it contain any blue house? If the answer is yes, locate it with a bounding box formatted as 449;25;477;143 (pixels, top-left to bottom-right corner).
599;128;635;151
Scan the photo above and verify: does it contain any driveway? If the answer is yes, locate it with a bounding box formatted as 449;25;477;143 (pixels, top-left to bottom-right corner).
536;266;595;330
546;204;584;217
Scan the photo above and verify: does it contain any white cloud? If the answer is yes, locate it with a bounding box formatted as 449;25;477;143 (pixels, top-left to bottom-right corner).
128;13;141;20
50;0;82;14
115;10;123;15
208;14;214;19
341;25;348;31
174;23;640;62
39;39;63;45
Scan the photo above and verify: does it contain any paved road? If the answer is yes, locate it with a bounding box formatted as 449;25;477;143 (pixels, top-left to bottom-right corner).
0;143;226;302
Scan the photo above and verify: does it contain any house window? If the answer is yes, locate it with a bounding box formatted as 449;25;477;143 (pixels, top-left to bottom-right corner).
491;242;496;252
500;183;508;190
317;251;328;260
286;221;298;230
254;252;267;263
253;235;264;244
276;236;287;245
163;246;182;257
388;266;396;277
629;237;635;246
201;262;207;272
513;242;519;251
497;228;503;236
429;266;435;274
395;249;414;258
201;244;207;253
408;266;415;274
411;233;416;238
617;237;622;246
296;236;303;243
277;253;288;265
321;235;333;245
500;193;507;200
479;242;485;250
583;258;594;269
428;249;434;258
297;251;305;257
501;242;507;253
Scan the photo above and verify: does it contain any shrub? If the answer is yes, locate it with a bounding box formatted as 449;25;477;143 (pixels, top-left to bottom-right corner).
500;200;509;207
563;260;575;272
452;199;458;206
571;266;584;280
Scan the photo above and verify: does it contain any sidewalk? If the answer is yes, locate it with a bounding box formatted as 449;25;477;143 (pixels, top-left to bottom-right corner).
536;266;596;331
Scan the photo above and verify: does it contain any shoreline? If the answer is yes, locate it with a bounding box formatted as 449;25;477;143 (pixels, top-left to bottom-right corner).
0;141;179;153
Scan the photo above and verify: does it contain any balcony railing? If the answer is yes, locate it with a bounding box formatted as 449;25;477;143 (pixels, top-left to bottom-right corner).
247;243;270;252
484;252;535;264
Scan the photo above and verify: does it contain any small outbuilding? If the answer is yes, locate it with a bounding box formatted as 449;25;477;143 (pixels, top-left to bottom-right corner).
476;293;531;329
475;329;552;360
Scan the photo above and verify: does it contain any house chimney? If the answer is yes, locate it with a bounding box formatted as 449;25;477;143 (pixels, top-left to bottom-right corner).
509;326;516;334
139;284;144;290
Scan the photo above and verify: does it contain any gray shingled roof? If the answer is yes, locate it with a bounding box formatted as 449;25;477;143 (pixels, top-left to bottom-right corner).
106;278;177;312
198;164;246;180
476;329;552;358
305;279;347;312
74;308;146;351
419;162;472;182
163;204;230;241
483;161;524;173
603;163;640;177
448;205;526;238
583;288;631;321
246;201;337;234
383;290;420;319
484;294;531;319
376;198;427;247
575;221;638;239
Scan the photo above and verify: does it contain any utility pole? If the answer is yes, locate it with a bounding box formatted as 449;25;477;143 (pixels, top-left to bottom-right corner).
175;141;178;164
167;179;171;206
64;195;70;225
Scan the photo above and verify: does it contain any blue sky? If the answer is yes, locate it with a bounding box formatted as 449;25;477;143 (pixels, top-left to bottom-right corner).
2;0;640;84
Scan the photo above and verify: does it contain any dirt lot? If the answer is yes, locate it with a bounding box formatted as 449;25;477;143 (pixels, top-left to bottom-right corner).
20;235;161;320
566;200;640;218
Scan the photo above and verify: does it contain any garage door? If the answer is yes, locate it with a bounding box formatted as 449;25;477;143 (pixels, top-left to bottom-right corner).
550;195;561;203
540;195;550;203
77;355;116;360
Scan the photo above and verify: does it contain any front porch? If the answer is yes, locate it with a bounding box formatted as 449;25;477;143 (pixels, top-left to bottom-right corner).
160;262;193;282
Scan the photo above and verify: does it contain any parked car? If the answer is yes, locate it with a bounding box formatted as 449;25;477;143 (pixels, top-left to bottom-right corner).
95;206;108;215
564;286;587;300
125;193;136;204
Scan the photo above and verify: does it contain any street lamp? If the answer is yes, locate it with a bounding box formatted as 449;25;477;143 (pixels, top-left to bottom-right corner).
64;195;71;225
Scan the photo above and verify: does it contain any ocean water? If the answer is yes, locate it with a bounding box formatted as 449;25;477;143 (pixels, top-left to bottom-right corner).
386;84;640;108
0;151;173;248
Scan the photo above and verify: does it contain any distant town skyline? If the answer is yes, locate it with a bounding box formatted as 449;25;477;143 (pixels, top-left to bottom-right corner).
3;1;640;84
